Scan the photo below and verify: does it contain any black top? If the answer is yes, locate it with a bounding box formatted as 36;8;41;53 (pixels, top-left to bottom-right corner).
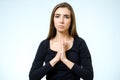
29;37;94;80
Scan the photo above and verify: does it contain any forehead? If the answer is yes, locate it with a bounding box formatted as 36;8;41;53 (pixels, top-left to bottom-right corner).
55;7;71;15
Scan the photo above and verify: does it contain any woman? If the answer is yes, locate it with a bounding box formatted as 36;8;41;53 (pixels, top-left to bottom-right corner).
29;2;94;80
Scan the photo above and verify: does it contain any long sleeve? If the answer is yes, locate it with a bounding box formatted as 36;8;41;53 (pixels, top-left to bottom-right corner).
71;39;94;80
29;40;52;80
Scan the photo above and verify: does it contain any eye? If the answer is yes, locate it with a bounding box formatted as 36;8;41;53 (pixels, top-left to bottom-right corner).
64;15;70;19
55;15;59;18
54;14;60;18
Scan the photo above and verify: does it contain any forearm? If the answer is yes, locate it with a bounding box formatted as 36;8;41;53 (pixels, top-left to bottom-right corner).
71;64;93;80
61;58;74;69
50;57;59;67
29;63;52;80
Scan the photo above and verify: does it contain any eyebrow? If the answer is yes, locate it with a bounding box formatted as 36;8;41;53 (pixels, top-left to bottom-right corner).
54;13;70;16
54;14;60;15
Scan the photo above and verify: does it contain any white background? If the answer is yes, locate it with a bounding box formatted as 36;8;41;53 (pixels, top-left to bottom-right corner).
0;0;120;80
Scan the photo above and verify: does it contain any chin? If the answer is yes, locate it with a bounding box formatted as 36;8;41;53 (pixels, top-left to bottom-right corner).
57;28;67;33
58;30;64;33
59;28;69;32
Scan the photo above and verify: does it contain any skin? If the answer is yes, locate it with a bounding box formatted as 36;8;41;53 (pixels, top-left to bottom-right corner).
50;7;74;69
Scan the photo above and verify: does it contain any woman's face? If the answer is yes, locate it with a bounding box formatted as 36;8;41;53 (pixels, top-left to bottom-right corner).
54;7;71;33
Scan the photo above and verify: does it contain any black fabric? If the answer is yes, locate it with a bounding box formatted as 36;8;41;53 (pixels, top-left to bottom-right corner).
29;37;94;80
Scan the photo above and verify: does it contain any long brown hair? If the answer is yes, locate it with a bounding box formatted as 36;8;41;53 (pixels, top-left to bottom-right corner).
47;2;79;39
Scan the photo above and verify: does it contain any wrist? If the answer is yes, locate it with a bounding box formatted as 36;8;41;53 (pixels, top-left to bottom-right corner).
61;58;68;63
50;58;59;67
61;58;74;69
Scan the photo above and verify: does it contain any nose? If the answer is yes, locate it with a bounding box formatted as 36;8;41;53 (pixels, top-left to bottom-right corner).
59;17;64;24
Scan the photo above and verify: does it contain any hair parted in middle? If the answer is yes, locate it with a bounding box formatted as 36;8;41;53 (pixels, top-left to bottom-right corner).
47;2;79;40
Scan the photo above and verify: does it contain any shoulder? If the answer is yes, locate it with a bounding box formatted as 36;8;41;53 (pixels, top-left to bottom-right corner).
74;36;85;43
74;36;88;47
39;39;49;48
41;39;49;44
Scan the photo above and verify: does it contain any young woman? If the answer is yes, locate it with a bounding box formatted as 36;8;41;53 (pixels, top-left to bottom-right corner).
29;2;94;80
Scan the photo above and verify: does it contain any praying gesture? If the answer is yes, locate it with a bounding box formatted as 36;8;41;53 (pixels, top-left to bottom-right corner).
50;37;74;69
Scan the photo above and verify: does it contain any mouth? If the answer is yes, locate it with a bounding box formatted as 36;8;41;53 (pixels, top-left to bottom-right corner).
58;25;64;29
58;25;64;27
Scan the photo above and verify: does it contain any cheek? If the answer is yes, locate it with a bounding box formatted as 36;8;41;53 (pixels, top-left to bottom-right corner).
66;20;71;27
53;18;57;26
54;18;58;25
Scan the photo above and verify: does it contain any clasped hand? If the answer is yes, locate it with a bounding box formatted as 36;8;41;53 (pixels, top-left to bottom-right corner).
55;39;68;62
50;39;74;69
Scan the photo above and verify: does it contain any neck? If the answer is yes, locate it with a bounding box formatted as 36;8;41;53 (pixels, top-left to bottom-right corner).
55;31;71;41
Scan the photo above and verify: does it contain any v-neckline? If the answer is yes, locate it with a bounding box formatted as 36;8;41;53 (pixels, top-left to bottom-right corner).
48;37;75;53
